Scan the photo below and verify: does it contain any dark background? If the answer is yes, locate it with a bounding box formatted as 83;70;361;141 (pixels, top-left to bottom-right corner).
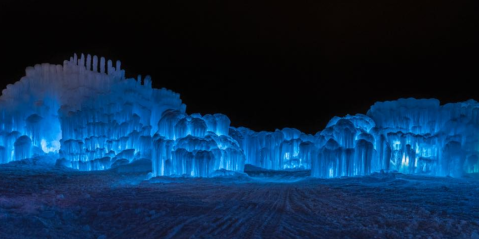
1;0;478;134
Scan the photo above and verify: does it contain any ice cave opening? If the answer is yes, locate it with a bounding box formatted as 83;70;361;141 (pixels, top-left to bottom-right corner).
0;54;478;178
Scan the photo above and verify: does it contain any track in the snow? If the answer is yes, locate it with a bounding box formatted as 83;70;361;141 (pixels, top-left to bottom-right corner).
0;165;478;239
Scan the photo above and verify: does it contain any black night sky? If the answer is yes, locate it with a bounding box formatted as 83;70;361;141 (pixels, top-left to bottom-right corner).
1;0;478;134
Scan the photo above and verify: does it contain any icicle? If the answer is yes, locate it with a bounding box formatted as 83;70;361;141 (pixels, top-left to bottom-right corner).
86;54;92;71
73;53;78;65
100;57;105;73
107;60;113;75
25;66;35;77
93;55;98;72
116;60;121;72
42;63;50;80
63;60;69;75
79;54;85;67
144;75;152;88
50;64;58;83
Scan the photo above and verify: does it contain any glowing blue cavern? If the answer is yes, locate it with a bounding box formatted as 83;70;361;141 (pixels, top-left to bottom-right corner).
0;54;478;178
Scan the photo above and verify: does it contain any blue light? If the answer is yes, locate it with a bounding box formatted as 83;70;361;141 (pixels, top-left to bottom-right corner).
1;55;478;178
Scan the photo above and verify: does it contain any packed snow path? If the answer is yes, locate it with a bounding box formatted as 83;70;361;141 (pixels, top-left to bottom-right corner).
0;165;478;239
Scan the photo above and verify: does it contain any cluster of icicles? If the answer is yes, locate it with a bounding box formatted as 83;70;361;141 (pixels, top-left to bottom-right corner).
0;54;477;178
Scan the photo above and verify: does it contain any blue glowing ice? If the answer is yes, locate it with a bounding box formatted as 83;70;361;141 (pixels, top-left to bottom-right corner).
0;54;243;176
0;55;478;178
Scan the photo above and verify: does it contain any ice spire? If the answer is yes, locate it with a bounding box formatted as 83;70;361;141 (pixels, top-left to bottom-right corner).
79;54;85;67
116;60;121;73
93;55;98;72
100;57;105;73
86;54;92;71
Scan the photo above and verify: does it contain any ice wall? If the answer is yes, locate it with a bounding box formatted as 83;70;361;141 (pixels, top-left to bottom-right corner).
0;54;245;177
151;111;245;177
1;55;477;178
58;75;188;170
367;98;479;177
230;127;315;170
233;101;479;178
0;53;126;163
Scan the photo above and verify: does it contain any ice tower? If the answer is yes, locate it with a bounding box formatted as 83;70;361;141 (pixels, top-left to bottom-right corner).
0;54;245;176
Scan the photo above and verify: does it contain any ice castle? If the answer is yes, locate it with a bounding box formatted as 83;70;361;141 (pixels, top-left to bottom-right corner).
0;54;477;178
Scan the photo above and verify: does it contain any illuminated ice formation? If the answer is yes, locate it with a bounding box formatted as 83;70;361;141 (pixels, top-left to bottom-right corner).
0;55;478;178
367;99;479;177
0;54;244;176
228;103;479;178
230;127;314;170
152;111;244;177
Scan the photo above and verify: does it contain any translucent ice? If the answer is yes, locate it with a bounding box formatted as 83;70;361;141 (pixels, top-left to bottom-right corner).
1;55;477;178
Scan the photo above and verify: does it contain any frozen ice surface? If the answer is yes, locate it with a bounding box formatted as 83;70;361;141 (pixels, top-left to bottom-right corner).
0;55;478;178
0;164;478;238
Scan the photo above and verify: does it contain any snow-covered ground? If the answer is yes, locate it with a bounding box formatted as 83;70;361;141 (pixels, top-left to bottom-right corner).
0;163;478;239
